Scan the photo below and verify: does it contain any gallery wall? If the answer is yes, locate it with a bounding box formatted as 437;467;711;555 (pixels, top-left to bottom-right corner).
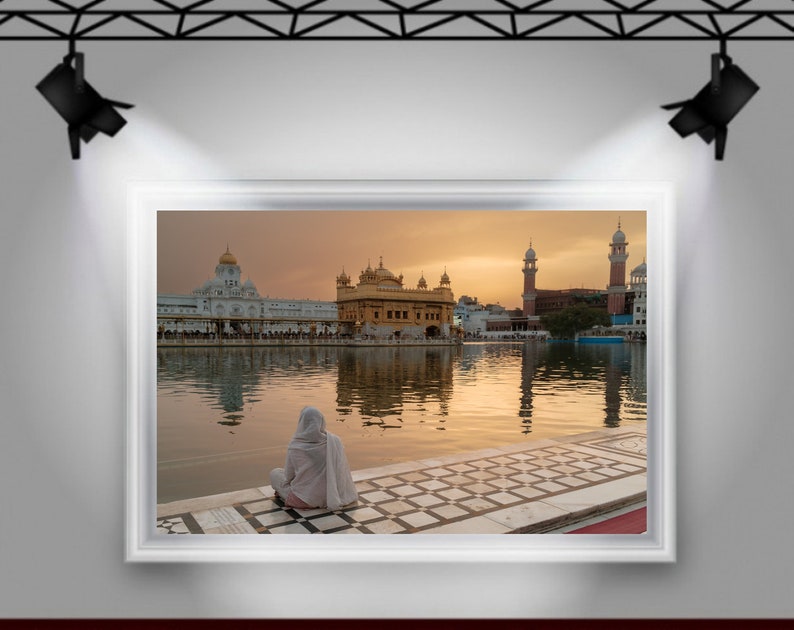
0;39;792;617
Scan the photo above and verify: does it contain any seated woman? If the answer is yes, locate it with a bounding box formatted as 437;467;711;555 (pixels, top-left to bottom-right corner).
269;406;358;511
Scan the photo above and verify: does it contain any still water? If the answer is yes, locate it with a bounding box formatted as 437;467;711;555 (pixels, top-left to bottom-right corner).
157;342;647;502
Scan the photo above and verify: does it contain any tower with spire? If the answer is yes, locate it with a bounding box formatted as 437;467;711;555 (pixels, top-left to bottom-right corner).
439;267;451;289
522;240;538;317
607;221;629;317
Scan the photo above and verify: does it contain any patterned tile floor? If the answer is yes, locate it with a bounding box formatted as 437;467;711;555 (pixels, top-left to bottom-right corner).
156;425;647;535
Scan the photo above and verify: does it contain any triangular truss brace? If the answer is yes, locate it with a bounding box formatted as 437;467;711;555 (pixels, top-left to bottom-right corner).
2;0;794;41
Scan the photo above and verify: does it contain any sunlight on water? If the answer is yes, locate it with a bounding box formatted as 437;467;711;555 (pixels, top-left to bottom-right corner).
157;342;646;502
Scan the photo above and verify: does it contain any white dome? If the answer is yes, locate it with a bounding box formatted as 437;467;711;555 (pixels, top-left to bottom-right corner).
612;229;626;243
631;261;647;275
524;247;536;260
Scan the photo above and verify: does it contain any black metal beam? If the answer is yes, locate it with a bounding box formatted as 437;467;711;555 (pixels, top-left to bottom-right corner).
1;0;794;41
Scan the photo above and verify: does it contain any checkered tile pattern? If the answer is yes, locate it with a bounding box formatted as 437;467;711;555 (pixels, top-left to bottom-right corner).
157;430;647;535
156;516;192;534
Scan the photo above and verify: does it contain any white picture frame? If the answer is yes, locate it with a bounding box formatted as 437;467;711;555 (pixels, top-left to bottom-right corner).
126;180;675;563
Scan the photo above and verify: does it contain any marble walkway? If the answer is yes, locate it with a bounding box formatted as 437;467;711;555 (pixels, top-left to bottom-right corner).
156;425;647;535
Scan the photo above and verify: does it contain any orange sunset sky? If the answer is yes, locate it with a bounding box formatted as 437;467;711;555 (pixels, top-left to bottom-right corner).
157;210;646;309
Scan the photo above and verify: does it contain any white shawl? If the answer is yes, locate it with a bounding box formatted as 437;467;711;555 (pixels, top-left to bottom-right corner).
285;406;358;510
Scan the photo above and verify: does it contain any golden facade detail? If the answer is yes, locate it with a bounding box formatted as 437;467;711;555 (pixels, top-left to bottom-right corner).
336;257;455;339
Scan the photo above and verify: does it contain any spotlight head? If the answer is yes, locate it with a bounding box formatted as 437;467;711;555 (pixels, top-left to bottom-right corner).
36;52;133;159
662;53;759;160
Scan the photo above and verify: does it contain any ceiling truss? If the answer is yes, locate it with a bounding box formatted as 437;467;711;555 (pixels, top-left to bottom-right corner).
2;1;794;42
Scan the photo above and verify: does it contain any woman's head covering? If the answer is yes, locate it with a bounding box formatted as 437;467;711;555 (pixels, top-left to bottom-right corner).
291;406;327;446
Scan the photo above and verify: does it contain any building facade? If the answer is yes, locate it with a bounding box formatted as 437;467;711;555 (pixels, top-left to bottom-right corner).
454;295;490;336
157;247;338;337
336;257;456;339
534;288;609;316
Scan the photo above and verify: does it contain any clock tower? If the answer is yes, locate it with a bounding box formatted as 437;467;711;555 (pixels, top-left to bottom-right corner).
215;245;242;294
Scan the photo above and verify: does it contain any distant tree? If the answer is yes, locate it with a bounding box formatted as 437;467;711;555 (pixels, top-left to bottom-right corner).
540;304;612;340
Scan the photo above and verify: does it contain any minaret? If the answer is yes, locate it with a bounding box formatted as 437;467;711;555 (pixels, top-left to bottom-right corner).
522;240;538;317
439;267;451;288
607;221;629;316
336;267;350;288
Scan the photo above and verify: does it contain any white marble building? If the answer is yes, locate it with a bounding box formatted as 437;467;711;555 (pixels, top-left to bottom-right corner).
630;260;647;328
157;247;338;335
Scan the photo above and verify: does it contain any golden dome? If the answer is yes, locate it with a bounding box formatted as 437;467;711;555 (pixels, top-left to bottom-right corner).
219;245;237;265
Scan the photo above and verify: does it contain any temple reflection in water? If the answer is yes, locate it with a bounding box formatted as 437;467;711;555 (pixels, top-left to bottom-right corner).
157;348;262;427
516;342;647;434
335;346;456;428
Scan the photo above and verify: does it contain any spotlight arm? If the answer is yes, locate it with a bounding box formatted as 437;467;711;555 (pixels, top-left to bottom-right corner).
62;37;85;94
73;51;85;94
718;39;732;64
711;52;722;94
68;126;81;160
660;101;690;111
714;126;728;161
711;40;736;95
105;99;134;110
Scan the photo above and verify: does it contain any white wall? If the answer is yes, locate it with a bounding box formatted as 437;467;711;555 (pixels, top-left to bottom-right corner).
1;39;792;618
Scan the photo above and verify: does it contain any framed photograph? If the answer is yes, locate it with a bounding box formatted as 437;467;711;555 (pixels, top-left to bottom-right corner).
127;180;675;562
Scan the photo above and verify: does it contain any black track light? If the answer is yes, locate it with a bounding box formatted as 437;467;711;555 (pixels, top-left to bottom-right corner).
36;47;133;159
662;43;759;161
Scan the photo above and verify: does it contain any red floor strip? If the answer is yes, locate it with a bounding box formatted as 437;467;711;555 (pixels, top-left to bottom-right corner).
567;507;647;534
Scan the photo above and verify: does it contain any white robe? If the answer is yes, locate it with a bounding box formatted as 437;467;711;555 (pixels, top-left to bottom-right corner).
270;406;358;511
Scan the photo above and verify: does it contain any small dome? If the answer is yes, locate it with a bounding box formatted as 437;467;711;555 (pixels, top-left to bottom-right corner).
524;238;537;260
219;246;237;265
612;227;626;244
631;261;647;275
375;257;394;278
243;278;256;288
440;269;450;283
